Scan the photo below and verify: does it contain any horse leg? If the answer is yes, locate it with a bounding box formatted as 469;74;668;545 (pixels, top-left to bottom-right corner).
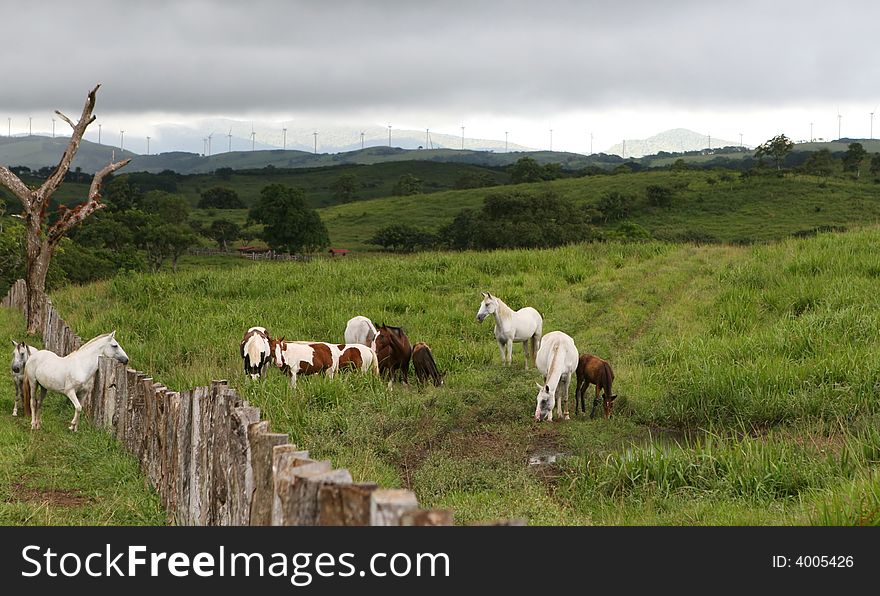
558;375;570;421
497;340;506;365
590;384;600;419
66;388;83;432
522;341;530;370
31;383;45;430
574;378;584;415
505;340;514;366
12;382;21;417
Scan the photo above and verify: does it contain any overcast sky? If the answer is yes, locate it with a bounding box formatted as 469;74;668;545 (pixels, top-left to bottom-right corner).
3;0;879;153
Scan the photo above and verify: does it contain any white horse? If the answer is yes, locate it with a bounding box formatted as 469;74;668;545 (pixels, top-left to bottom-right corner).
344;315;378;347
534;331;579;422
476;292;543;368
23;331;129;432
10;340;38;417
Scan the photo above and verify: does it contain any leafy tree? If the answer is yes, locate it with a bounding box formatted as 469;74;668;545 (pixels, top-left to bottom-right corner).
509;157;562;183
442;190;596;250
368;224;436;252
215;167;234;181
142;191;190;223
803;149;837;181
843;142;868;179
198;186;244;209
754;134;794;171
670;159;689;172
596;191;633;222
142;223;198;273
331;173;359;201
870;154;880;178
248;184;329;253
393;173;423;196
205;218;240;251
645;185;674;207
454;171;496;189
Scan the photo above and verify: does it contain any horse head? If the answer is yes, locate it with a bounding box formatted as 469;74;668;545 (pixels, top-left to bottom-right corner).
103;331;130;365
476;292;496;323
10;340;30;375
270;337;287;369
534;382;555;422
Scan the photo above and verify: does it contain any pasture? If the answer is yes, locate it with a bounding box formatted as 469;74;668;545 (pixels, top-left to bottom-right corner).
18;228;880;525
0;309;164;525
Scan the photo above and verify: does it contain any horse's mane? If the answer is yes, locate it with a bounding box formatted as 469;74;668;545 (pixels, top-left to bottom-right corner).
78;332;115;350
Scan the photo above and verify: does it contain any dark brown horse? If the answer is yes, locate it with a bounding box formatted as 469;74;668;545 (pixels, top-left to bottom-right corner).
574;353;617;418
412;341;444;386
372;324;412;385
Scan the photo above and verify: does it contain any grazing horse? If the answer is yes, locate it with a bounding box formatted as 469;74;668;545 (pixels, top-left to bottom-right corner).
344;315;378;347
10;340;38;417
371;324;412;385
476;292;543;368
412;342;444;386
240;326;272;380
270;338;339;388
534;331;579;422
23;331;129;432
336;343;380;376
574;353;617;419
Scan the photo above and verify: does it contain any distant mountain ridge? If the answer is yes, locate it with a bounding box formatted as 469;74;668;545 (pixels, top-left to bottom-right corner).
604;128;743;158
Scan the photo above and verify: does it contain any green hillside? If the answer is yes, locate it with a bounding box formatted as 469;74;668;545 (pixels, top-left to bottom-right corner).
42;229;880;525
319;170;880;250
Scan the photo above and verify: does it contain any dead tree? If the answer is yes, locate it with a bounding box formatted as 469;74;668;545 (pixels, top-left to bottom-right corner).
0;84;130;334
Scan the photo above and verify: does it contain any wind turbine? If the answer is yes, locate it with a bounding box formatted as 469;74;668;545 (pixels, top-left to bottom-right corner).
282;127;287;150
461;126;465;150
120;130;125;152
837;108;842;140
313;131;318;154
251;126;255;152
207;131;214;156
871;105;877;140
227;128;232;152
360;131;365;149
146;136;151;155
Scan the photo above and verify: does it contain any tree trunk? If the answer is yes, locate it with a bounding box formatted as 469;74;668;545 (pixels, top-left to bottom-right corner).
24;234;54;335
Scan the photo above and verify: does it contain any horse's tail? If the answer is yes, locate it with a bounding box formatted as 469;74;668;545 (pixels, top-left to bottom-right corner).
531;320;543;365
424;345;442;386
22;368;32;420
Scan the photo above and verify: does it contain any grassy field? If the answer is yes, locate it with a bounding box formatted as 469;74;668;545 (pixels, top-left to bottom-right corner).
0;308;165;525
319;170;880;250
38;227;880;525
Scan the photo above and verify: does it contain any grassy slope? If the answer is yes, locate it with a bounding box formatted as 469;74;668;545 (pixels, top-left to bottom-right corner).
45;230;880;525
0;308;165;525
318;170;880;250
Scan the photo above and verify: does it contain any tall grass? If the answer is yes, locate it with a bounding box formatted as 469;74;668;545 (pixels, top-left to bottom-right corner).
40;228;880;524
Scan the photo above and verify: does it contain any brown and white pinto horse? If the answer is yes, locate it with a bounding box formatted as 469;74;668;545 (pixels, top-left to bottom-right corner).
574;353;617;418
412;342;444;386
240;326;272;380
270;338;339;388
336;343;380;376
371;324;412;385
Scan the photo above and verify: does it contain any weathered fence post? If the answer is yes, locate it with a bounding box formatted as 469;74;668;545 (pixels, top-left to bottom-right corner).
370;489;420;526
248;421;289;526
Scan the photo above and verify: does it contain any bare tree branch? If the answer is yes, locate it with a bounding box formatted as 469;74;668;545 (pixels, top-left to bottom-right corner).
54;110;76;129
38;84;102;206
0;165;34;210
47;157;131;245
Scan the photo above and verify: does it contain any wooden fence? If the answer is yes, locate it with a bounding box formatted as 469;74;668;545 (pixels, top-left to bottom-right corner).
2;279;478;526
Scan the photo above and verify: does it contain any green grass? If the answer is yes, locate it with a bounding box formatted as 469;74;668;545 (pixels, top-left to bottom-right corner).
0;308;165;525
38;227;880;525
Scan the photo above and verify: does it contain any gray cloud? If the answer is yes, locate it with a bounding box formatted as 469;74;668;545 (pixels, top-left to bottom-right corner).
3;0;879;148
